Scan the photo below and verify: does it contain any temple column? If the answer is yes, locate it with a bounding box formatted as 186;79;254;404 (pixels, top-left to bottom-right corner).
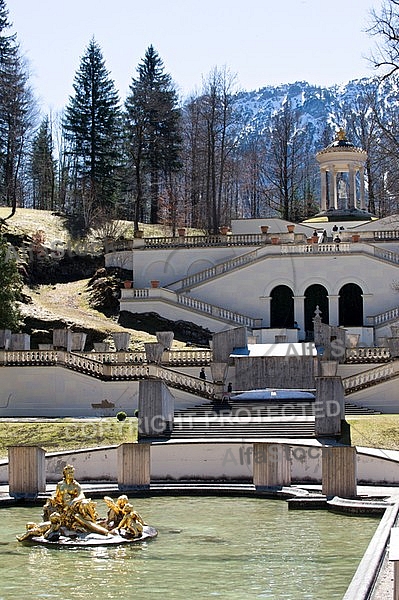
320;167;327;211
327;294;340;326
348;165;356;209
329;168;337;209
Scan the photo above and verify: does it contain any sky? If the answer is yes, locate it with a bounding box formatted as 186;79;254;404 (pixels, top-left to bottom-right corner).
9;0;381;114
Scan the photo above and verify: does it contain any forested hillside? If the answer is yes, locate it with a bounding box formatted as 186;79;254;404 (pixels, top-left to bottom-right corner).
2;0;399;235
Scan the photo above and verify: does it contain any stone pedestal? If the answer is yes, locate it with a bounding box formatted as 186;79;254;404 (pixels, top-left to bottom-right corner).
10;333;30;350
314;376;344;436
0;329;11;349
322;446;357;498
117;443;150;490
138;379;174;438
53;328;68;349
8;446;46;499
252;443;291;488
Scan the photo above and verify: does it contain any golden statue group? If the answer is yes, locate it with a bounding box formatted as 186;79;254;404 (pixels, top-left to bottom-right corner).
17;465;157;546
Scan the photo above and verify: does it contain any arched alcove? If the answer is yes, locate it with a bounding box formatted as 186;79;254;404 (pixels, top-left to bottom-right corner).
339;283;363;326
304;284;329;335
270;285;294;328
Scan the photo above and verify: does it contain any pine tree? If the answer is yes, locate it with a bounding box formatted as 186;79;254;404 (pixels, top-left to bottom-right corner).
0;0;35;218
63;38;122;229
125;45;181;226
0;233;22;329
0;0;14;60
31;116;56;210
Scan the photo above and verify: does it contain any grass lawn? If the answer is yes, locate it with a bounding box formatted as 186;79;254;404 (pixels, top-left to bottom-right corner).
0;418;138;460
1;415;399;461
347;414;399;451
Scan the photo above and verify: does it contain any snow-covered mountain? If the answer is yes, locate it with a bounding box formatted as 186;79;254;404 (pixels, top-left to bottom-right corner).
232;77;390;149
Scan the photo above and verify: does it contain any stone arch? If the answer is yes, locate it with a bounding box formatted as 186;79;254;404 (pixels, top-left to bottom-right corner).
304;284;329;335
298;277;332;298
142;260;176;286
263;278;299;298
339;283;364;326
270;285;294;328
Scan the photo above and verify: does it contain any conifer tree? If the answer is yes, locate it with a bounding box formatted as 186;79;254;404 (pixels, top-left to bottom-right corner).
0;233;22;330
63;38;122;229
0;0;35;218
31;116;56;210
125;45;181;226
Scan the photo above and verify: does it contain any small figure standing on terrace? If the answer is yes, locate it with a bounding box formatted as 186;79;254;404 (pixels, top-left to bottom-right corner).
199;367;206;380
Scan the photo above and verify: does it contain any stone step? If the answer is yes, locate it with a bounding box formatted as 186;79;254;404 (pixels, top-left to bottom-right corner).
169;422;316;440
174;400;379;418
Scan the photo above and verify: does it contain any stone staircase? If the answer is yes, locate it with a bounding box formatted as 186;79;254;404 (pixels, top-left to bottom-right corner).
162;398;379;441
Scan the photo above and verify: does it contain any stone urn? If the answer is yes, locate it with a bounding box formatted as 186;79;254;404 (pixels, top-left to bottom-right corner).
320;360;338;376
346;334;360;348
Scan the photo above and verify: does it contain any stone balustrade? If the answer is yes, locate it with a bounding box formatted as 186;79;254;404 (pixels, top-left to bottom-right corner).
122;287;261;328
374;246;399;265
147;364;215;397
374;230;399;240
367;306;399;327
0;346;397;398
342;363;396;393
0;349;59;365
345;347;391;363
0;348;212;368
137;233;266;249
177;249;259;289
109;229;399;252
0;349;215;397
281;242;351;254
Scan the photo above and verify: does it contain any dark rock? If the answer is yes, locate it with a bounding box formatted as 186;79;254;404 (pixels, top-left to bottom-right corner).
118;311;212;346
22;315;109;350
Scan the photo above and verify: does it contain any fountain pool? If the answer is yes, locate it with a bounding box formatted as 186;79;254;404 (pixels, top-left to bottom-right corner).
1;496;378;599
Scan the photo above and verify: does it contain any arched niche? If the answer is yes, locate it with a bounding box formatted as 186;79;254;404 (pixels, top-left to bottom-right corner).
270;285;294;328
339;283;363;326
304;284;329;334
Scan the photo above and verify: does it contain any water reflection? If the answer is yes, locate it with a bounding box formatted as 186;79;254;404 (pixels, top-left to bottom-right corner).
0;497;378;600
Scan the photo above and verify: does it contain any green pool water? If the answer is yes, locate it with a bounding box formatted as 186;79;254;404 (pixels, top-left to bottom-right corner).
0;496;379;600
